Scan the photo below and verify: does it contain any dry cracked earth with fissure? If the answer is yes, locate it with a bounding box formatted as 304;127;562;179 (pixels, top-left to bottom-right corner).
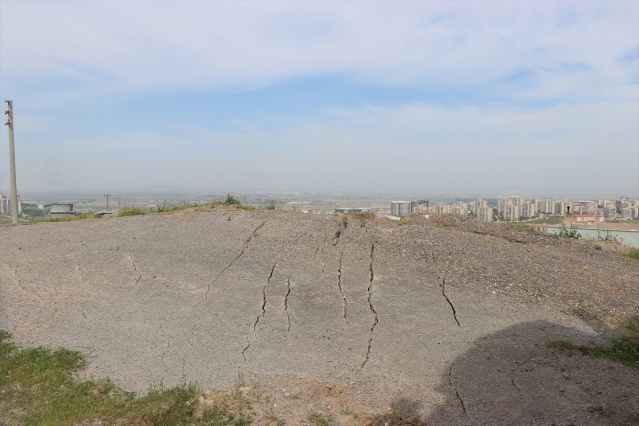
1;207;638;425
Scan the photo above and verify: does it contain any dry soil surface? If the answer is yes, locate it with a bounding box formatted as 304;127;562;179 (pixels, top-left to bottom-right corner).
1;208;638;425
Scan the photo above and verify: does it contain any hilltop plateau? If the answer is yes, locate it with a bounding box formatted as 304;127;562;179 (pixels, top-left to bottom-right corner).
1;207;638;424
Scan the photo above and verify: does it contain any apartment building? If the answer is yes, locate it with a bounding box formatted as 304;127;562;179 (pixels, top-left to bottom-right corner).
504;204;520;221
497;198;510;214
391;201;412;217
520;202;535;219
555;200;571;215
477;206;493;222
472;199;487;212
538;199;554;214
433;203;451;215
510;196;525;208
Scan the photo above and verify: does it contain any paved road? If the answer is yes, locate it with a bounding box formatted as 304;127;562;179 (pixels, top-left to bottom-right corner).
2;208;638;424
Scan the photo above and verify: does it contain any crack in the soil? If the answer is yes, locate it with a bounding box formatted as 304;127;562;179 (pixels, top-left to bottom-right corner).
449;362;467;416
254;286;267;332
253;262;275;333
337;253;348;323
332;219;346;245
205;221;266;300
115;234;136;251
284;274;292;332
241;335;250;364
361;242;378;368
127;253;142;284
440;278;461;326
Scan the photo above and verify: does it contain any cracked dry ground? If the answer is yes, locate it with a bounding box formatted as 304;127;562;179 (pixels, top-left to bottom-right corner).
1;208;638;425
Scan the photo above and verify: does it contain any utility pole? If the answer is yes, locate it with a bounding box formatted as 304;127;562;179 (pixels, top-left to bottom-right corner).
4;100;19;225
104;194;111;210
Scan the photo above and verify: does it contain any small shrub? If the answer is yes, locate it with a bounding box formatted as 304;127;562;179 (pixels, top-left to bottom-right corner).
594;244;602;251
155;201;168;212
596;231;620;243
225;194;241;205
390;398;421;418
264;200;277;210
557;224;581;239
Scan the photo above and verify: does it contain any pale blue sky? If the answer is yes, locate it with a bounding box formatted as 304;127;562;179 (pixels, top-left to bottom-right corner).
0;1;637;196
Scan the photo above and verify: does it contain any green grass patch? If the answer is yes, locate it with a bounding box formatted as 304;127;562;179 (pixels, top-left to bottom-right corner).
0;330;254;425
0;214;14;225
153;197;255;213
622;248;639;261
507;222;538;234
154;201;208;213
29;213;101;223
117;207;147;217
307;411;334;425
547;322;639;371
527;216;564;225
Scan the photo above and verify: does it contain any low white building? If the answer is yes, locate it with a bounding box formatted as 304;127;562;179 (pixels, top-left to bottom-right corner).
43;203;74;218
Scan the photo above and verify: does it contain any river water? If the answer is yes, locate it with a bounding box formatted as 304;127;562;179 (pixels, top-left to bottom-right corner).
545;226;639;248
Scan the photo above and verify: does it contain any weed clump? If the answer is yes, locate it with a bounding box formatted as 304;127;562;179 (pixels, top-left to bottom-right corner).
556;224;581;239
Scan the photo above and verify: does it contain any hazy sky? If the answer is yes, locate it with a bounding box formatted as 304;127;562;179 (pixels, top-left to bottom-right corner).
0;1;637;196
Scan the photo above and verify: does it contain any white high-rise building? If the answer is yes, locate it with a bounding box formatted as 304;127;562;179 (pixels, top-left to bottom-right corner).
477;206;493;222
435;203;453;215
504;204;520;221
539;199;554;214
510;196;524;208
390;201;412;217
497;198;510;214
521;202;535;219
472;199;487;213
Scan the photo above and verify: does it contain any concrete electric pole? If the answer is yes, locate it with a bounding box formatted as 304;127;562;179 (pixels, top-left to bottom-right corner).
104;194;111;210
4;100;19;225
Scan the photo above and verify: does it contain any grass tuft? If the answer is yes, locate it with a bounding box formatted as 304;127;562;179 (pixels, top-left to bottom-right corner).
30;213;100;223
622;248;639;261
117;207;146;217
307;411;334;425
508;222;538;234
548;322;639;370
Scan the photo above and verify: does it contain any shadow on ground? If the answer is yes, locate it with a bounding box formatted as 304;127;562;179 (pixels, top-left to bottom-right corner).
409;319;639;426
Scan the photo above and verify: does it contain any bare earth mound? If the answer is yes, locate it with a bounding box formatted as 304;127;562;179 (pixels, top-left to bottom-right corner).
1;208;638;424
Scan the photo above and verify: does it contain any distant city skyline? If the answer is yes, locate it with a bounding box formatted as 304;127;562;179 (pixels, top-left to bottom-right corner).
1;1;637;195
